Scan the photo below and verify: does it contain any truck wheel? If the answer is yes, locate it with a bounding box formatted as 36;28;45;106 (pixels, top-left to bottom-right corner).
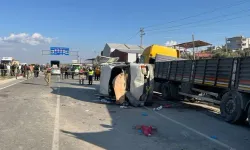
248;106;250;126
161;82;170;99
169;83;180;100
220;91;244;123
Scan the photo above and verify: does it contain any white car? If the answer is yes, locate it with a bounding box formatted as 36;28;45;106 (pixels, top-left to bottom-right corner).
51;68;61;75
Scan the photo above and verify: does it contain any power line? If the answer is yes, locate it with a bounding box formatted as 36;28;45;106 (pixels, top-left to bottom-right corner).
145;8;250;33
144;0;249;29
114;31;140;49
146;13;250;36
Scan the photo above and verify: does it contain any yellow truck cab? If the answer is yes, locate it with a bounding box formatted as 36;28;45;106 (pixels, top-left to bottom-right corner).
141;44;180;64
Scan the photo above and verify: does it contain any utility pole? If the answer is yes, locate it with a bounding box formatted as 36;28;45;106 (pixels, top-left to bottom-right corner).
139;28;145;59
140;28;145;49
225;37;228;54
192;34;196;60
76;51;79;63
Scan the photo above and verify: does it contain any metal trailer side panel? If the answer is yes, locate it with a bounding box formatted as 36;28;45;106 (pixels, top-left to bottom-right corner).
192;58;234;89
215;58;234;88
155;58;237;91
236;57;250;93
154;61;170;80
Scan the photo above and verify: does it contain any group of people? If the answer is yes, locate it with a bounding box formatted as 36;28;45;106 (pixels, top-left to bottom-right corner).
20;64;42;79
0;63;41;80
43;65;101;86
80;66;101;85
0;63;8;76
1;63;22;77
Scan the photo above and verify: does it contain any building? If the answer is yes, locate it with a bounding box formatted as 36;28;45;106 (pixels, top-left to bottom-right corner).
102;43;146;63
110;49;142;63
102;43;145;57
226;36;250;50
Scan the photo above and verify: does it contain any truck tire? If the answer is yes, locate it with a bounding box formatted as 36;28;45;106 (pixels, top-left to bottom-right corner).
169;83;180;100
220;91;245;123
248;106;250;126
180;82;195;102
161;82;171;99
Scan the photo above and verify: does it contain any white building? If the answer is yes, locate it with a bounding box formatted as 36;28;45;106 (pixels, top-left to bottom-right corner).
226;36;250;50
102;43;146;63
102;43;145;56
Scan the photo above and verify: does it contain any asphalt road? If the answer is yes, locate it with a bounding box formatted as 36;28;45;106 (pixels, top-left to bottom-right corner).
0;75;250;150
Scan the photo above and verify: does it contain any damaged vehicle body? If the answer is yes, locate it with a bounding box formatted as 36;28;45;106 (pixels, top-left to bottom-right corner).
99;63;154;107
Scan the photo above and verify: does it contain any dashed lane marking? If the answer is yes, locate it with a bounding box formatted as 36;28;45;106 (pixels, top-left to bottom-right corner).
52;76;60;150
0;79;26;91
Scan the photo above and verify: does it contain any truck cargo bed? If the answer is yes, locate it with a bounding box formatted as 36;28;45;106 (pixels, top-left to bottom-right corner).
154;57;250;93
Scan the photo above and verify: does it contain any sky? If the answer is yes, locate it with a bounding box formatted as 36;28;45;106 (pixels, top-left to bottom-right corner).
0;0;250;63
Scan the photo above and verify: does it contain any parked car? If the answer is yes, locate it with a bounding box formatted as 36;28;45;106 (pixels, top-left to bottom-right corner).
51;68;61;75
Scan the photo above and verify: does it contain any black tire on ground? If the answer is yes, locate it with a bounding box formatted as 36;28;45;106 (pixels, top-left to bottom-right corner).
161;82;171;99
169;83;180;100
248;106;250;126
220;91;245;124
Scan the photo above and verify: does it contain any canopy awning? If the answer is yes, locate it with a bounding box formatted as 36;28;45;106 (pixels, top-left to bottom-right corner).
174;40;211;49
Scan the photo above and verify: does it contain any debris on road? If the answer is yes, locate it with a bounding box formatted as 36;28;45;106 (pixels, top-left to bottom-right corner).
120;106;128;109
153;105;163;111
100;99;112;104
133;125;157;137
141;112;148;116
210;136;218;140
164;104;172;108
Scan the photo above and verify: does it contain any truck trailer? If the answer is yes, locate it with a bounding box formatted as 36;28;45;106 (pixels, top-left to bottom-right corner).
154;57;250;125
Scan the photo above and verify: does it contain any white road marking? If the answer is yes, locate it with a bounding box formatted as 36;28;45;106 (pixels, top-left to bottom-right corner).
0;79;26;91
52;77;60;150
144;106;235;150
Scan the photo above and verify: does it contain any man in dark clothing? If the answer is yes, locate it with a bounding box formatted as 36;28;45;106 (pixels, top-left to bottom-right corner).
136;56;140;63
71;67;75;79
0;63;3;76
21;65;24;76
64;67;69;79
88;68;94;85
3;64;7;76
34;65;39;77
23;64;28;77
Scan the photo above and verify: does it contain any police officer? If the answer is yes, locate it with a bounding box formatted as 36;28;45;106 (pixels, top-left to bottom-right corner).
44;64;52;86
88;68;94;85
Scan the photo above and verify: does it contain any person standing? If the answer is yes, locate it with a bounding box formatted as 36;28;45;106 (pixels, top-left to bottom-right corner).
64;66;69;79
88;68;94;85
79;67;85;85
71;67;75;79
26;65;31;79
95;67;101;81
3;64;7;76
21;65;24;77
34;64;39;77
0;63;3;76
44;64;52;86
60;66;64;80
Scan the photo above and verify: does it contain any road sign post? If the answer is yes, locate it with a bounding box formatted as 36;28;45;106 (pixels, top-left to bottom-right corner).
50;47;69;55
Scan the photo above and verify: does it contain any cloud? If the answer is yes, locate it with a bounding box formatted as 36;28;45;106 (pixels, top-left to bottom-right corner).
0;33;53;45
165;40;177;46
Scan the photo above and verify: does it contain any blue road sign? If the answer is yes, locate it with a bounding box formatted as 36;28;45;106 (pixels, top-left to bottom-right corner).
50;47;69;55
